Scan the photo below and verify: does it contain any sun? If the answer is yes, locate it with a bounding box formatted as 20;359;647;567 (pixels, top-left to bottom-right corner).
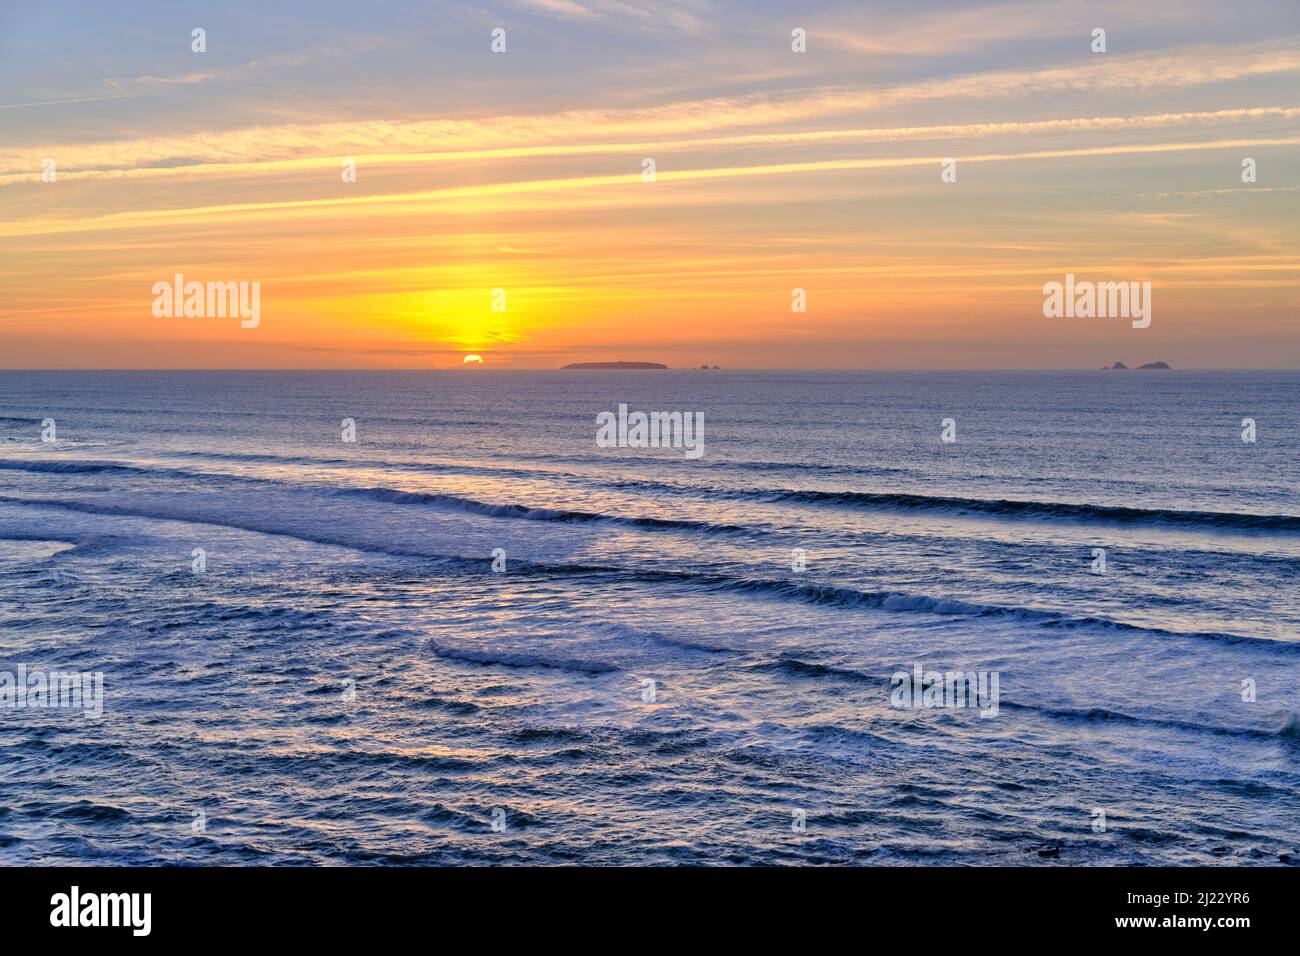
462;354;484;366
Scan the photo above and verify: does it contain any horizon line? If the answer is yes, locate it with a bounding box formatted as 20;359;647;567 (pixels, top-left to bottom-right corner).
3;367;1299;373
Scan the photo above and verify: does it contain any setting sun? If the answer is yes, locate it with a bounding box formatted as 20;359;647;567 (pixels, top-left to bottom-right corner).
462;354;484;366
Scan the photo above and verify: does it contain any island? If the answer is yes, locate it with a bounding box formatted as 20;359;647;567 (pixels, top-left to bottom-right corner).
1137;361;1171;369
1102;361;1172;369
561;361;668;370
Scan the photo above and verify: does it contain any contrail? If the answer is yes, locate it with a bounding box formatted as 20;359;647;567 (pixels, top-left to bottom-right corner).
0;94;127;110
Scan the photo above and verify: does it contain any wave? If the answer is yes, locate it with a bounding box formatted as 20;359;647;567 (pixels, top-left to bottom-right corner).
0;452;540;483
160;448;573;480
0;458;751;536
751;657;878;683
570;568;1293;648
335;486;745;534
0;459;138;475
999;701;1300;742
50;800;132;822
364;472;1300;534
0;493;483;565
428;642;618;675
8;451;1297;535
1;492;1291;649
752;488;1300;532
756;658;1299;742
586;621;736;655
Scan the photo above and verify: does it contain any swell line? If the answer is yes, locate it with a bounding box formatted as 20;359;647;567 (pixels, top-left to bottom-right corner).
334;486;746;535
0;458;753;536
754;656;1300;742
751;488;1300;532
1;493;1292;649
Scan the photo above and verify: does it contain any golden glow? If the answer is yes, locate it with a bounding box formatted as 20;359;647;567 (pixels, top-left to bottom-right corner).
1;21;1297;369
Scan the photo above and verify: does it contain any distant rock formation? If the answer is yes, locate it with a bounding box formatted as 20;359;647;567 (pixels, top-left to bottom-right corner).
1109;362;1129;369
1137;361;1170;369
562;361;668;369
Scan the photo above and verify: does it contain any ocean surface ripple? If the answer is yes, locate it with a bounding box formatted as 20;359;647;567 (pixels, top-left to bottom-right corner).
0;370;1296;866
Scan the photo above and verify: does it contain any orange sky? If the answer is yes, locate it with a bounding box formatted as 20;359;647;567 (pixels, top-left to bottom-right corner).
2;1;1298;368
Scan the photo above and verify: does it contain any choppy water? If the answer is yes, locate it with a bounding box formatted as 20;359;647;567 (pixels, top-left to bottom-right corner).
0;370;1296;865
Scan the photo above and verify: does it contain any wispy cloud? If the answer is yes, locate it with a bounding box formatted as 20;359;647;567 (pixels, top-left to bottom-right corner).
3;106;1295;187
511;0;711;33
0;94;129;111
6;134;1296;239
815;0;1217;56
3;35;1296;178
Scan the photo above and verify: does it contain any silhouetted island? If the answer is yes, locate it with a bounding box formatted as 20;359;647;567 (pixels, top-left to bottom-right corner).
1102;361;1171;369
561;361;668;369
1137;361;1171;369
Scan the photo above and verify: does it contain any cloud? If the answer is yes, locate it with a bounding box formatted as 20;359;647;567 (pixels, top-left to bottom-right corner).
3;106;1293;187
6;35;391;119
814;0;1214;56
126;72;215;87
2;34;1296;180
0;94;128;111
511;0;710;32
5;134;1296;239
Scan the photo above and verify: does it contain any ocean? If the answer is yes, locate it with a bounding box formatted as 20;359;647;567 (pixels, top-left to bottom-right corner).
0;370;1296;865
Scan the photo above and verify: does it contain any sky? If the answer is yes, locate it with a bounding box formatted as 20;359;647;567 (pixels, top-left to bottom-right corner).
1;0;1297;369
